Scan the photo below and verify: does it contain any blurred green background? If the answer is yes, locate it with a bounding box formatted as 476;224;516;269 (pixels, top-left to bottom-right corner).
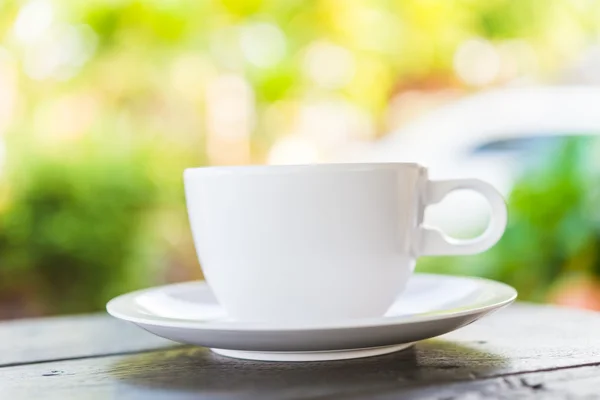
2;0;600;318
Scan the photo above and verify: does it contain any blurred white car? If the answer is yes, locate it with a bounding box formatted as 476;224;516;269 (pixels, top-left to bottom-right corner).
343;86;600;235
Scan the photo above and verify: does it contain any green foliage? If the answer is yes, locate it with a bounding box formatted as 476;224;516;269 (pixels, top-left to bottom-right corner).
417;137;600;302
2;0;600;315
0;137;165;314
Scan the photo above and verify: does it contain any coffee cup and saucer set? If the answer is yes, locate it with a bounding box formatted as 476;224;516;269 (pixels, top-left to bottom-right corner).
107;163;516;362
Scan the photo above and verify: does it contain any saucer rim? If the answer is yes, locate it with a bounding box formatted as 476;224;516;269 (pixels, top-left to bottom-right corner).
106;273;517;332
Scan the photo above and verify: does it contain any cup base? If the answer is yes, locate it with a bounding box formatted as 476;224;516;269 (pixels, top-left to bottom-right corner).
210;342;414;362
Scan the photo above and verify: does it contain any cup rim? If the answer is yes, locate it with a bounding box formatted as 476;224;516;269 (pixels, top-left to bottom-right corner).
184;162;423;177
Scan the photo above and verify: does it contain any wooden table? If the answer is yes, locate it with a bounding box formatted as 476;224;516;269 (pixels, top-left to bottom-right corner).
2;303;600;399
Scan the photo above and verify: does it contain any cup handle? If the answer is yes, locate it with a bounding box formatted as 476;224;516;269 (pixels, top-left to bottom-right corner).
416;179;508;256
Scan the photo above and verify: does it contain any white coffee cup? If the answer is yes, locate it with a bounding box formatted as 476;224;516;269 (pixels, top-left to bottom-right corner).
184;163;507;324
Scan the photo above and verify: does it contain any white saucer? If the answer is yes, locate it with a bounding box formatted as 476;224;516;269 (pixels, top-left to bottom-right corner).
107;274;516;361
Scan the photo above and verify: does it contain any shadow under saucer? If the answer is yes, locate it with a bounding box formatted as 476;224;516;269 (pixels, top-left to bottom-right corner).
107;339;509;399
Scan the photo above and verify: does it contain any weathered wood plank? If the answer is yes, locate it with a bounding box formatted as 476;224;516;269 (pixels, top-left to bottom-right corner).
2;303;600;399
0;314;176;367
2;303;599;370
361;365;600;399
2;344;600;400
430;303;600;373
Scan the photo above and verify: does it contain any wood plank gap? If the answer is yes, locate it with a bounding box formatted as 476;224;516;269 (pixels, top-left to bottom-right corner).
0;345;188;369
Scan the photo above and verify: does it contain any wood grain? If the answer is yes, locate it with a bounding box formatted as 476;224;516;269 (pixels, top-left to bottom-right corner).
3;343;600;400
1;303;600;399
0;313;175;367
363;365;600;400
